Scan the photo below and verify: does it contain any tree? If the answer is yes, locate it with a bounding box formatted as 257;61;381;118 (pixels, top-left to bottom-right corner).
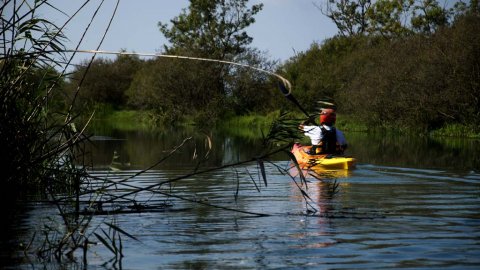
159;0;263;59
226;48;279;114
319;0;456;38
449;0;478;21
281;36;374;112
158;0;263;97
126;58;225;124
366;0;413;37
280;8;480;131
150;0;269;124
411;0;450;34
67;54;141;111
317;0;372;36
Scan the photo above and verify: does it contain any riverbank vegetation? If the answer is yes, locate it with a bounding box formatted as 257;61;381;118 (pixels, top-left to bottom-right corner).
1;2;312;265
0;0;83;191
64;0;479;137
0;1;95;265
4;0;476;197
1;0;479;266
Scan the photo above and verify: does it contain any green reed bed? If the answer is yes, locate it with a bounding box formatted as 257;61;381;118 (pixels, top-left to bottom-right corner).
429;124;480;138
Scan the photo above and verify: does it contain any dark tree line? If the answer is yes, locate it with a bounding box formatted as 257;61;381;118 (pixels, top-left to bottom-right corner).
66;53;142;112
337;15;480;130
66;0;479;132
283;0;479;131
66;0;281;124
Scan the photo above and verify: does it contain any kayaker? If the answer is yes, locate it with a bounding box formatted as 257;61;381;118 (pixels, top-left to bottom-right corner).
299;107;348;155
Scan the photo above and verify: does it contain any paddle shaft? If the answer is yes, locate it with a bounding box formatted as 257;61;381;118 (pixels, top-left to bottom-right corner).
278;81;310;118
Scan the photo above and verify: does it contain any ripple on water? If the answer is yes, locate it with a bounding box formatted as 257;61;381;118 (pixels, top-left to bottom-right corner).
10;161;480;269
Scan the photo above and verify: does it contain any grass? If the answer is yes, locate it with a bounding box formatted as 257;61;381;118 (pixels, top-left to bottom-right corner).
429;124;480;138
86;108;480;140
221;112;278;128
89;109;154;132
219;111;367;131
217;112;279;140
334;114;369;132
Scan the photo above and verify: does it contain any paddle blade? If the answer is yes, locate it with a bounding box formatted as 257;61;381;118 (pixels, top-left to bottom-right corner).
278;81;290;96
277;80;310;117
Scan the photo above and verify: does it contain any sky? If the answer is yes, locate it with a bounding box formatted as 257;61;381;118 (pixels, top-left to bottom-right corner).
39;0;338;64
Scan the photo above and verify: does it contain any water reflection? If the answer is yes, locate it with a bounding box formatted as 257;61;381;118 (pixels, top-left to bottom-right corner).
289;165;352;180
4;126;480;269
85;127;271;171
85;127;480;173
347;132;480;170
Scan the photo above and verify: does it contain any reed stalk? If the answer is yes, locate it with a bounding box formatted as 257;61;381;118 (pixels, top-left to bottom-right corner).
1;1;338;267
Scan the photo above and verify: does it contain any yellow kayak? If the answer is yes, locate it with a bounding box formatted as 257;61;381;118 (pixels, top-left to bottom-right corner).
291;143;356;170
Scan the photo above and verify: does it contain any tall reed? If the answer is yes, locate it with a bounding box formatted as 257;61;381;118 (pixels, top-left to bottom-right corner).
0;0;81;192
0;1;336;266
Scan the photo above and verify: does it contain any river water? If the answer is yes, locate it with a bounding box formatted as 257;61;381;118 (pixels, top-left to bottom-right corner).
3;126;480;269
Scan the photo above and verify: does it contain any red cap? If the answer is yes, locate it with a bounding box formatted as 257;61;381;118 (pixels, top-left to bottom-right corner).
319;108;336;125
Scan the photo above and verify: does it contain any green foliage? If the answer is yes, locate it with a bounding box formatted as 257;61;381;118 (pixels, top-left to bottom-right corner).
221;111;279;129
126;58;226;125
67;53;142;111
282;12;480;133
125;0;272;125
159;0;263;58
58;0;479;136
0;0;78;187
155;0;269;124
63;1;279;126
89;108;153;132
226;49;280;114
410;0;449;34
335;114;369;132
429;124;480;138
281;35;374;112
320;0;372;36
321;0;456;38
366;0;413;37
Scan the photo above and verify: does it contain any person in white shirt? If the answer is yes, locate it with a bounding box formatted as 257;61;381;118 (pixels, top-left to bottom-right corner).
299;107;347;155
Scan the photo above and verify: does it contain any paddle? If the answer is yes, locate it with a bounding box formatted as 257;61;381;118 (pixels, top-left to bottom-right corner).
277;81;310;118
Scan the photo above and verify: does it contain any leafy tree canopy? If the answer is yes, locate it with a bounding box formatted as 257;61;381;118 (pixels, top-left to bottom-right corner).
318;0;467;37
158;0;263;59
